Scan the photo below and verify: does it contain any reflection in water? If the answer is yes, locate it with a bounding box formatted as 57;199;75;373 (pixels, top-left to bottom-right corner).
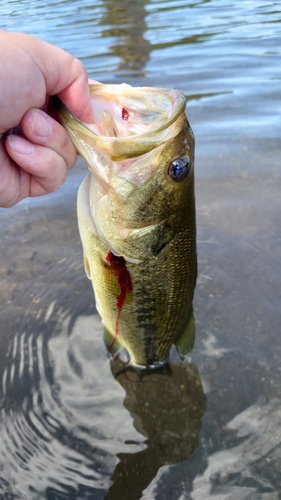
106;360;206;500
101;0;151;76
191;397;281;500
0;297;205;499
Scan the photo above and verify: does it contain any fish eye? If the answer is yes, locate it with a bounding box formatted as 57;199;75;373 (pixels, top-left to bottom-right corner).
168;156;190;181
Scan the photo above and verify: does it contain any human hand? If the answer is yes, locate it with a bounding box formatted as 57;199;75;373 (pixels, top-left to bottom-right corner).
0;30;95;208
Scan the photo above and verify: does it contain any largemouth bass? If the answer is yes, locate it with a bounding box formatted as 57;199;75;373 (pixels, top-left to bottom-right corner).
56;83;196;367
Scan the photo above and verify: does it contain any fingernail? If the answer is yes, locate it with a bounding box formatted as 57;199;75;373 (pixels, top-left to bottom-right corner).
7;135;34;155
32;110;53;137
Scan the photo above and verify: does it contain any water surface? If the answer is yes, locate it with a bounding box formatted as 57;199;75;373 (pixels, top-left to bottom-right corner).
0;1;281;498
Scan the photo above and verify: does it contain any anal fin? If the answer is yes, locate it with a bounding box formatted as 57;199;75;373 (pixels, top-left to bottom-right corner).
175;309;196;361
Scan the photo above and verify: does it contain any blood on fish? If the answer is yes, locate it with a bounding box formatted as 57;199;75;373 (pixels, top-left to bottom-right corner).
106;251;133;353
122;108;129;121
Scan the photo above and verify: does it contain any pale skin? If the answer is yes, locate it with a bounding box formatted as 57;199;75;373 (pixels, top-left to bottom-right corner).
0;30;96;208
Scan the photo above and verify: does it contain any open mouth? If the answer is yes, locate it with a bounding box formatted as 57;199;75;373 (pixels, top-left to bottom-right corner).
83;94;160;138
80;83;186;141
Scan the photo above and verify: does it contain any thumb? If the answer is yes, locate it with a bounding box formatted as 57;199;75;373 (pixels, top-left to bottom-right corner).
18;33;95;123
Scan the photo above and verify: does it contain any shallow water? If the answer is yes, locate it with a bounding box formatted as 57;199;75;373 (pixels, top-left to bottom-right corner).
1;0;281;498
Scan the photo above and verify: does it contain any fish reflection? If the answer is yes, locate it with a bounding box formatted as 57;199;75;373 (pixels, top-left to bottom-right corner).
104;358;206;500
101;0;151;76
0;307;205;499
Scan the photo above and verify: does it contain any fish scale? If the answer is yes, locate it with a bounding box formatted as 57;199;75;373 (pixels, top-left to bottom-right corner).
56;83;196;367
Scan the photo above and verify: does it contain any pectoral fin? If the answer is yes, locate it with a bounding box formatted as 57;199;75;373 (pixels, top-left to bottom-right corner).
84;254;91;279
175;309;195;361
103;327;124;357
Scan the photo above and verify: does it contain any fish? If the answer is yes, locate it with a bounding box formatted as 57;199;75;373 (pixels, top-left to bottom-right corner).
55;83;197;367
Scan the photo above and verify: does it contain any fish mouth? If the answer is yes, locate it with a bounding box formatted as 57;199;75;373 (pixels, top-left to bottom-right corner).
83;83;186;138
55;84;187;162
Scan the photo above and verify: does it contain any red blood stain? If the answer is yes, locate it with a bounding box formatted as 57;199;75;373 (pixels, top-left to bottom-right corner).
106;251;133;353
122;108;129;121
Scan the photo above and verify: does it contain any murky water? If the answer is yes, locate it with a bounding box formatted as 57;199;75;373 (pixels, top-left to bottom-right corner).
1;1;281;498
